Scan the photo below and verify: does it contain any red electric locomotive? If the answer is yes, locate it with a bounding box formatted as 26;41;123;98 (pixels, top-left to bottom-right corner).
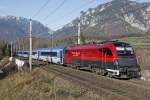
64;40;141;78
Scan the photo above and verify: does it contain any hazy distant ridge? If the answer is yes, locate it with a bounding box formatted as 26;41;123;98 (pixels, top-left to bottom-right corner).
0;16;50;41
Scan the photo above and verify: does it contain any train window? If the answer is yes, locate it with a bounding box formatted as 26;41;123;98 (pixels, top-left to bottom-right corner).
32;52;37;55
41;52;49;56
117;48;134;56
114;42;134;56
41;52;57;57
114;42;131;47
50;52;57;57
18;52;22;54
101;48;113;56
23;52;28;55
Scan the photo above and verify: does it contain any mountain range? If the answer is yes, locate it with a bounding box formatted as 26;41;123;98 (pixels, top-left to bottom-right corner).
0;0;150;44
0;16;50;41
54;0;150;41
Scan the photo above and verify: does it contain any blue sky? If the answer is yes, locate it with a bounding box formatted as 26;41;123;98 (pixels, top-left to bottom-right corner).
0;0;149;30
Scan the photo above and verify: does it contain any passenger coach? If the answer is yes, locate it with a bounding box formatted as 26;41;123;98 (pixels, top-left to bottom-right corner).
37;46;64;64
16;50;29;58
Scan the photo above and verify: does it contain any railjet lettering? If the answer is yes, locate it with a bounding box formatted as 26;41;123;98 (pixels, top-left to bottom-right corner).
72;52;80;56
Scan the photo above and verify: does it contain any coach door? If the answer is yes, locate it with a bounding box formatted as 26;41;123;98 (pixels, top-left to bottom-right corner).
60;51;63;64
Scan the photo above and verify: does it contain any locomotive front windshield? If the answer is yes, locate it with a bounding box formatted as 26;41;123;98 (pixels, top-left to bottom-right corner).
115;42;134;57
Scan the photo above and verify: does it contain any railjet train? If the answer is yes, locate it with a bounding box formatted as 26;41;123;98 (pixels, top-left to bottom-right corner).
16;40;141;78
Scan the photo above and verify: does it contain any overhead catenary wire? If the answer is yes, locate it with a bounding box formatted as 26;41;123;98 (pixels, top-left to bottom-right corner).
32;0;52;19
49;0;131;24
49;4;148;31
48;0;136;30
47;0;98;30
16;0;150;51
44;3;150;44
42;0;67;21
54;3;150;30
47;0;97;25
22;0;149;38
20;2;150;49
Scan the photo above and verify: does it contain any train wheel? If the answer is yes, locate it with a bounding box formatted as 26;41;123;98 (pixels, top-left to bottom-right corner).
107;72;113;78
76;66;80;70
99;69;107;76
74;64;80;70
90;66;95;73
94;68;107;76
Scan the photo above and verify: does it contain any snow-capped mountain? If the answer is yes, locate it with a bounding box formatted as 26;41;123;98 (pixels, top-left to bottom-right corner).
0;16;51;41
54;0;150;40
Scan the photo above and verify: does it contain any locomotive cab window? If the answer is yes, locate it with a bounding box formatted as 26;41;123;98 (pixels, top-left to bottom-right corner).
115;42;134;56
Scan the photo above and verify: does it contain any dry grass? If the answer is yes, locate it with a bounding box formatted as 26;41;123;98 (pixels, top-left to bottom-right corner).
135;47;150;70
0;56;9;68
0;68;113;100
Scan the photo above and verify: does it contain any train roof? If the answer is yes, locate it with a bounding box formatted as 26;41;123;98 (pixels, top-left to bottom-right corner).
66;40;131;50
17;50;29;52
48;45;65;49
33;45;65;51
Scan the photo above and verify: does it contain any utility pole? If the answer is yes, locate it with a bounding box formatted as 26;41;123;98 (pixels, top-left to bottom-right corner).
47;24;53;47
48;28;53;63
15;42;18;52
11;41;13;57
51;32;53;47
29;19;32;72
23;41;25;50
6;43;8;51
18;40;20;51
78;16;81;44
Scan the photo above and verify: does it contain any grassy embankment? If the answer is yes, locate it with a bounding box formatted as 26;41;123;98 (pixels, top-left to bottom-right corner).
0;68;109;100
0;36;149;100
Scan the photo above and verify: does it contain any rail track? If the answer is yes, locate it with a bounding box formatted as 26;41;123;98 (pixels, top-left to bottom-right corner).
19;57;150;100
127;79;150;89
42;65;150;100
